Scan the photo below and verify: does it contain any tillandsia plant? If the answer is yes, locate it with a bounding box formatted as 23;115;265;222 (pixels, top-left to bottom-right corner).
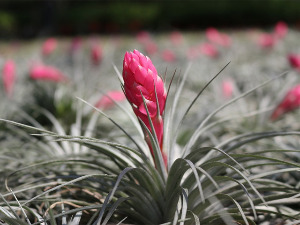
1;49;300;225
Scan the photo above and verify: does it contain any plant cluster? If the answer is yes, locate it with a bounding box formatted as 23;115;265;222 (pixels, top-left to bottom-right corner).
0;27;300;225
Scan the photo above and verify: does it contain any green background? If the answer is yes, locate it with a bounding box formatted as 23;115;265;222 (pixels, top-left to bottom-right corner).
1;0;300;38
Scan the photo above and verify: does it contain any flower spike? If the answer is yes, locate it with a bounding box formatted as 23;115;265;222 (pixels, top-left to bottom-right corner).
122;50;167;167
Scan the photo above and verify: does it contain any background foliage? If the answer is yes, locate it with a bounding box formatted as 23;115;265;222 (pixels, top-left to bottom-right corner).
0;0;300;38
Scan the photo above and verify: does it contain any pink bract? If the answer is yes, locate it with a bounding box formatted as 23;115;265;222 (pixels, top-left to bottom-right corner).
136;31;151;44
288;54;300;70
271;84;300;120
145;41;158;55
2;60;16;96
70;37;82;53
274;21;288;39
206;27;231;47
186;47;200;60
222;79;234;98
257;33;276;48
161;49;176;62
30;64;68;82
91;44;102;65
170;31;183;46
42;38;57;56
199;43;219;58
123;50;166;118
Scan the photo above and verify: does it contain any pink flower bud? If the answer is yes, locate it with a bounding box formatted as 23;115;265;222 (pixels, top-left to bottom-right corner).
70;37;82;53
274;21;288;39
170;31;183;46
186;47;200;60
271;84;300;120
161;49;176;62
206;27;231;47
2;60;15;96
30;64;68;82
42;38;57;56
122;50;167;165
222;79;234;98
144;41;157;55
136;31;151;44
91;44;102;65
95;91;125;110
257;33;276;49
199;43;219;58
288;54;300;70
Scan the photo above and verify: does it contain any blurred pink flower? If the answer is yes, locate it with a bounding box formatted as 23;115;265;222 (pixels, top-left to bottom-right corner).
222;79;234;98
271;84;300;120
170;31;183;45
206;27;231;47
288;54;300;70
220;34;231;47
95;91;125;110
274;21;288;39
161;49;176;62
2;60;15;96
30;64;68;82
123;49;167;165
257;33;276;48
136;31;151;44
91;44;102;65
145;41;158;55
42;38;57;56
199;43;219;58
186;47;200;60
70;37;82;53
